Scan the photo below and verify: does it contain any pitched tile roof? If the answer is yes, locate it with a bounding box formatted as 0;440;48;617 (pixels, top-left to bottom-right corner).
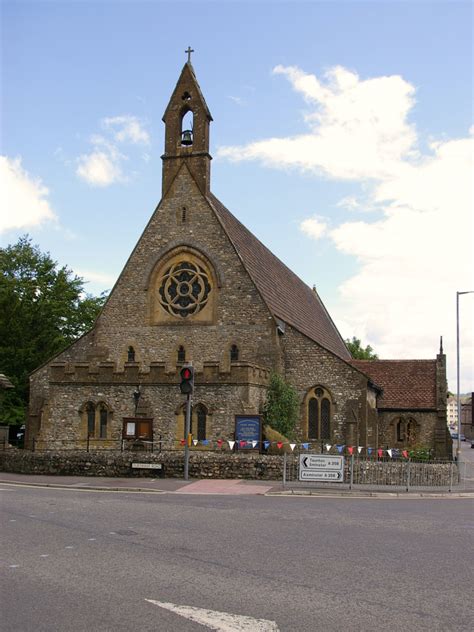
351;360;438;409
208;193;351;361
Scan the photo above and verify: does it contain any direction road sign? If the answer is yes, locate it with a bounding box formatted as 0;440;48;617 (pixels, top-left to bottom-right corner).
299;454;345;482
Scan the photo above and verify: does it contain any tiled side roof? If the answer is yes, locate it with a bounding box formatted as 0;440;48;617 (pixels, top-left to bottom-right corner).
208;194;351;361
351;360;437;409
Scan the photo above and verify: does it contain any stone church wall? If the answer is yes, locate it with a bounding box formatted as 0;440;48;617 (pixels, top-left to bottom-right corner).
281;325;368;444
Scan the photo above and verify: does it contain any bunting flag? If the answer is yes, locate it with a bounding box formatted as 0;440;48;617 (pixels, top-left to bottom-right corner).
386;449;393;458
348;446;354;455
357;446;363;454
193;439;198;446
377;449;383;458
263;440;270;450
217;439;223;448
301;443;309;450
402;450;408;458
336;445;344;454
277;442;283;449
367;447;373;456
180;439;185;446
202;440;210;446
239;440;247;448
251;441;258;448
325;444;332;452
228;440;235;450
289;443;296;451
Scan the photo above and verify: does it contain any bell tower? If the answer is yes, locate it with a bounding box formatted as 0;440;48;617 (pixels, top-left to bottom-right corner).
161;49;213;196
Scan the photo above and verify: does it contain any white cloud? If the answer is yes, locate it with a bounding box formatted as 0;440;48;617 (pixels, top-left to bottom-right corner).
76;150;124;187
76;269;116;287
218;65;417;181
300;217;328;239
102;115;150;145
218;64;474;390
0;156;57;233
75;115;150;187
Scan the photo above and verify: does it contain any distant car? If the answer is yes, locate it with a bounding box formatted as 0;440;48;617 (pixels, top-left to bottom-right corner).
451;432;458;439
460;434;466;442
471;439;474;449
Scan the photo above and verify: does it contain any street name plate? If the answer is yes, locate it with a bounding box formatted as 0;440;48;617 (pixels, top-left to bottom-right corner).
131;463;162;469
299;454;344;482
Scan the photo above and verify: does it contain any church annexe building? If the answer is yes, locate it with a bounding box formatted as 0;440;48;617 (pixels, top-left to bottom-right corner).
26;59;451;459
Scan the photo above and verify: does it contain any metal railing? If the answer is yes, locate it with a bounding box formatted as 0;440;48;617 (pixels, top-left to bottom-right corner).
283;451;474;492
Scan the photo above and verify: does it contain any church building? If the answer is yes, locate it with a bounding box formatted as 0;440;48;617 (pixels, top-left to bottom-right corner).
27;57;451;459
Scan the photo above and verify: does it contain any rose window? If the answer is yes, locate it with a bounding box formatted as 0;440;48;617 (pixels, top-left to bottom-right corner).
158;261;212;318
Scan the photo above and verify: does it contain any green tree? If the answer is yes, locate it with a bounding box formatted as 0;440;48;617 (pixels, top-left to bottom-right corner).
263;372;300;439
345;337;378;360
0;236;108;424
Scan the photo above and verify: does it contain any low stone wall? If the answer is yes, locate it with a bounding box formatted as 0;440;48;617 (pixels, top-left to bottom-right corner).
0;450;285;480
0;450;457;486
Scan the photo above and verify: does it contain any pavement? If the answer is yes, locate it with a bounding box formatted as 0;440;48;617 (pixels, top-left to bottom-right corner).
1;471;473;497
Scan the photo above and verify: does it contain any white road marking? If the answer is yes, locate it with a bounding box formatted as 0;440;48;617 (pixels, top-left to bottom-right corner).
40;554;49;558
109;531;116;535
9;519;16;522
88;538;96;541
65;546;74;549
145;599;279;631
9;565;19;568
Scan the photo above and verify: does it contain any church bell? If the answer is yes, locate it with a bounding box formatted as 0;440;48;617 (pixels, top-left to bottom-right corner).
181;129;193;146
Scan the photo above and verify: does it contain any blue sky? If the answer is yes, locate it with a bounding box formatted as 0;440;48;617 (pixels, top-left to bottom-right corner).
1;0;473;391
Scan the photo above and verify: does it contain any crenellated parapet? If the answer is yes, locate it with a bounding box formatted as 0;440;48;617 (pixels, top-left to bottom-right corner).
49;360;271;387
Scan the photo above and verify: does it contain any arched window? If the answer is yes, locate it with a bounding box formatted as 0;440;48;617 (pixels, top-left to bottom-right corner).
86;402;95;437
305;386;332;441
127;346;135;362
397;419;405;442
230;344;239;362
83;402;110;441
99;404;108;439
177;346;186;363
195;404;207;441
181;110;194;146
308;399;319;439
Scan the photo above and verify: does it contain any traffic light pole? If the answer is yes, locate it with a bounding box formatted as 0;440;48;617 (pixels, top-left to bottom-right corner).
184;392;192;480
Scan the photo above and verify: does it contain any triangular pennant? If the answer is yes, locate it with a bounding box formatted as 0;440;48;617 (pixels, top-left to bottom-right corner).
402;450;408;459
263;440;270;450
202;439;210;446
357;446;363;454
367;447;373;456
348;446;354;455
325;444;332;452
277;442;283;449
180;439;185;446
239;440;247;448
193;439;198;446
301;443;309;450
377;449;383;458
228;440;235;450
217;439;223;448
336;445;344;454
251;441;258;448
387;449;393;458
290;443;296;451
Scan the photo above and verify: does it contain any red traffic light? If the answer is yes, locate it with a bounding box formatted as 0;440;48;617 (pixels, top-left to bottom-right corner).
180;365;194;394
181;367;192;380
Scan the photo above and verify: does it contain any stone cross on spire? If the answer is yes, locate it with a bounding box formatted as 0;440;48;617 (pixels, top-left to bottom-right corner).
185;46;194;63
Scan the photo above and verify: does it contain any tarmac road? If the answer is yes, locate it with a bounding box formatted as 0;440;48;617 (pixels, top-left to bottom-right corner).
1;484;472;631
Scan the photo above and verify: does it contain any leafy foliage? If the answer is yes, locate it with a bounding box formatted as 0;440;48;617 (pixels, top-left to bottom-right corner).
263;372;299;439
0;236;108;424
345;336;378;360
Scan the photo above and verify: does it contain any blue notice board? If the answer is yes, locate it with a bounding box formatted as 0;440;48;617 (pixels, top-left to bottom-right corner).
235;415;261;449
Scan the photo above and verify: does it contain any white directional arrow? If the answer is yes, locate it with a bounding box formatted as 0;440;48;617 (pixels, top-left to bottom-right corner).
145;599;279;631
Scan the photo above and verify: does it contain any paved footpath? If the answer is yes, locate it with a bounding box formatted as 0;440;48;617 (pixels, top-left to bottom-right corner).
1;471;473;497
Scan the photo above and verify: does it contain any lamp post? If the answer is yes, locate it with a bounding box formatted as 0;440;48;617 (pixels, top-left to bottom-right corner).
456;291;473;462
